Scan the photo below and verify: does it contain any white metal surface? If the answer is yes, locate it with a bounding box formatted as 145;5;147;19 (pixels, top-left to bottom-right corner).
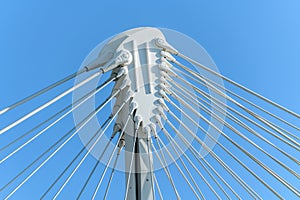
97;27;176;200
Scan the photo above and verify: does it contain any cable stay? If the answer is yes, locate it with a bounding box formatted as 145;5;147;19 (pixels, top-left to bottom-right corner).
162;116;261;199
0;74;121;164
40;116;111;199
151;140;181;200
0;71;101;135
0;69;85;116
161;61;300;150
159;88;300;197
156;46;300;118
169;60;300;142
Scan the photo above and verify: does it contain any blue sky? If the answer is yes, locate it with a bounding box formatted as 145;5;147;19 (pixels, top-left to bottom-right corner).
0;0;299;199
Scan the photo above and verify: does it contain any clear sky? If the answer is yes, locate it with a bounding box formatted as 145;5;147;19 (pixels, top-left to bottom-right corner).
0;0;299;199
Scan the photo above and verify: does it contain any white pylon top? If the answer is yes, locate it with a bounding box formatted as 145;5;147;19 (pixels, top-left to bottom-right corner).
94;27;177;137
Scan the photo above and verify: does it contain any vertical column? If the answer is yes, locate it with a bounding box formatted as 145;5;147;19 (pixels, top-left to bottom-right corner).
125;118;154;200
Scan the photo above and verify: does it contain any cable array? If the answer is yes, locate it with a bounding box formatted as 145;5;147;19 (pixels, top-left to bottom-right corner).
0;39;299;200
